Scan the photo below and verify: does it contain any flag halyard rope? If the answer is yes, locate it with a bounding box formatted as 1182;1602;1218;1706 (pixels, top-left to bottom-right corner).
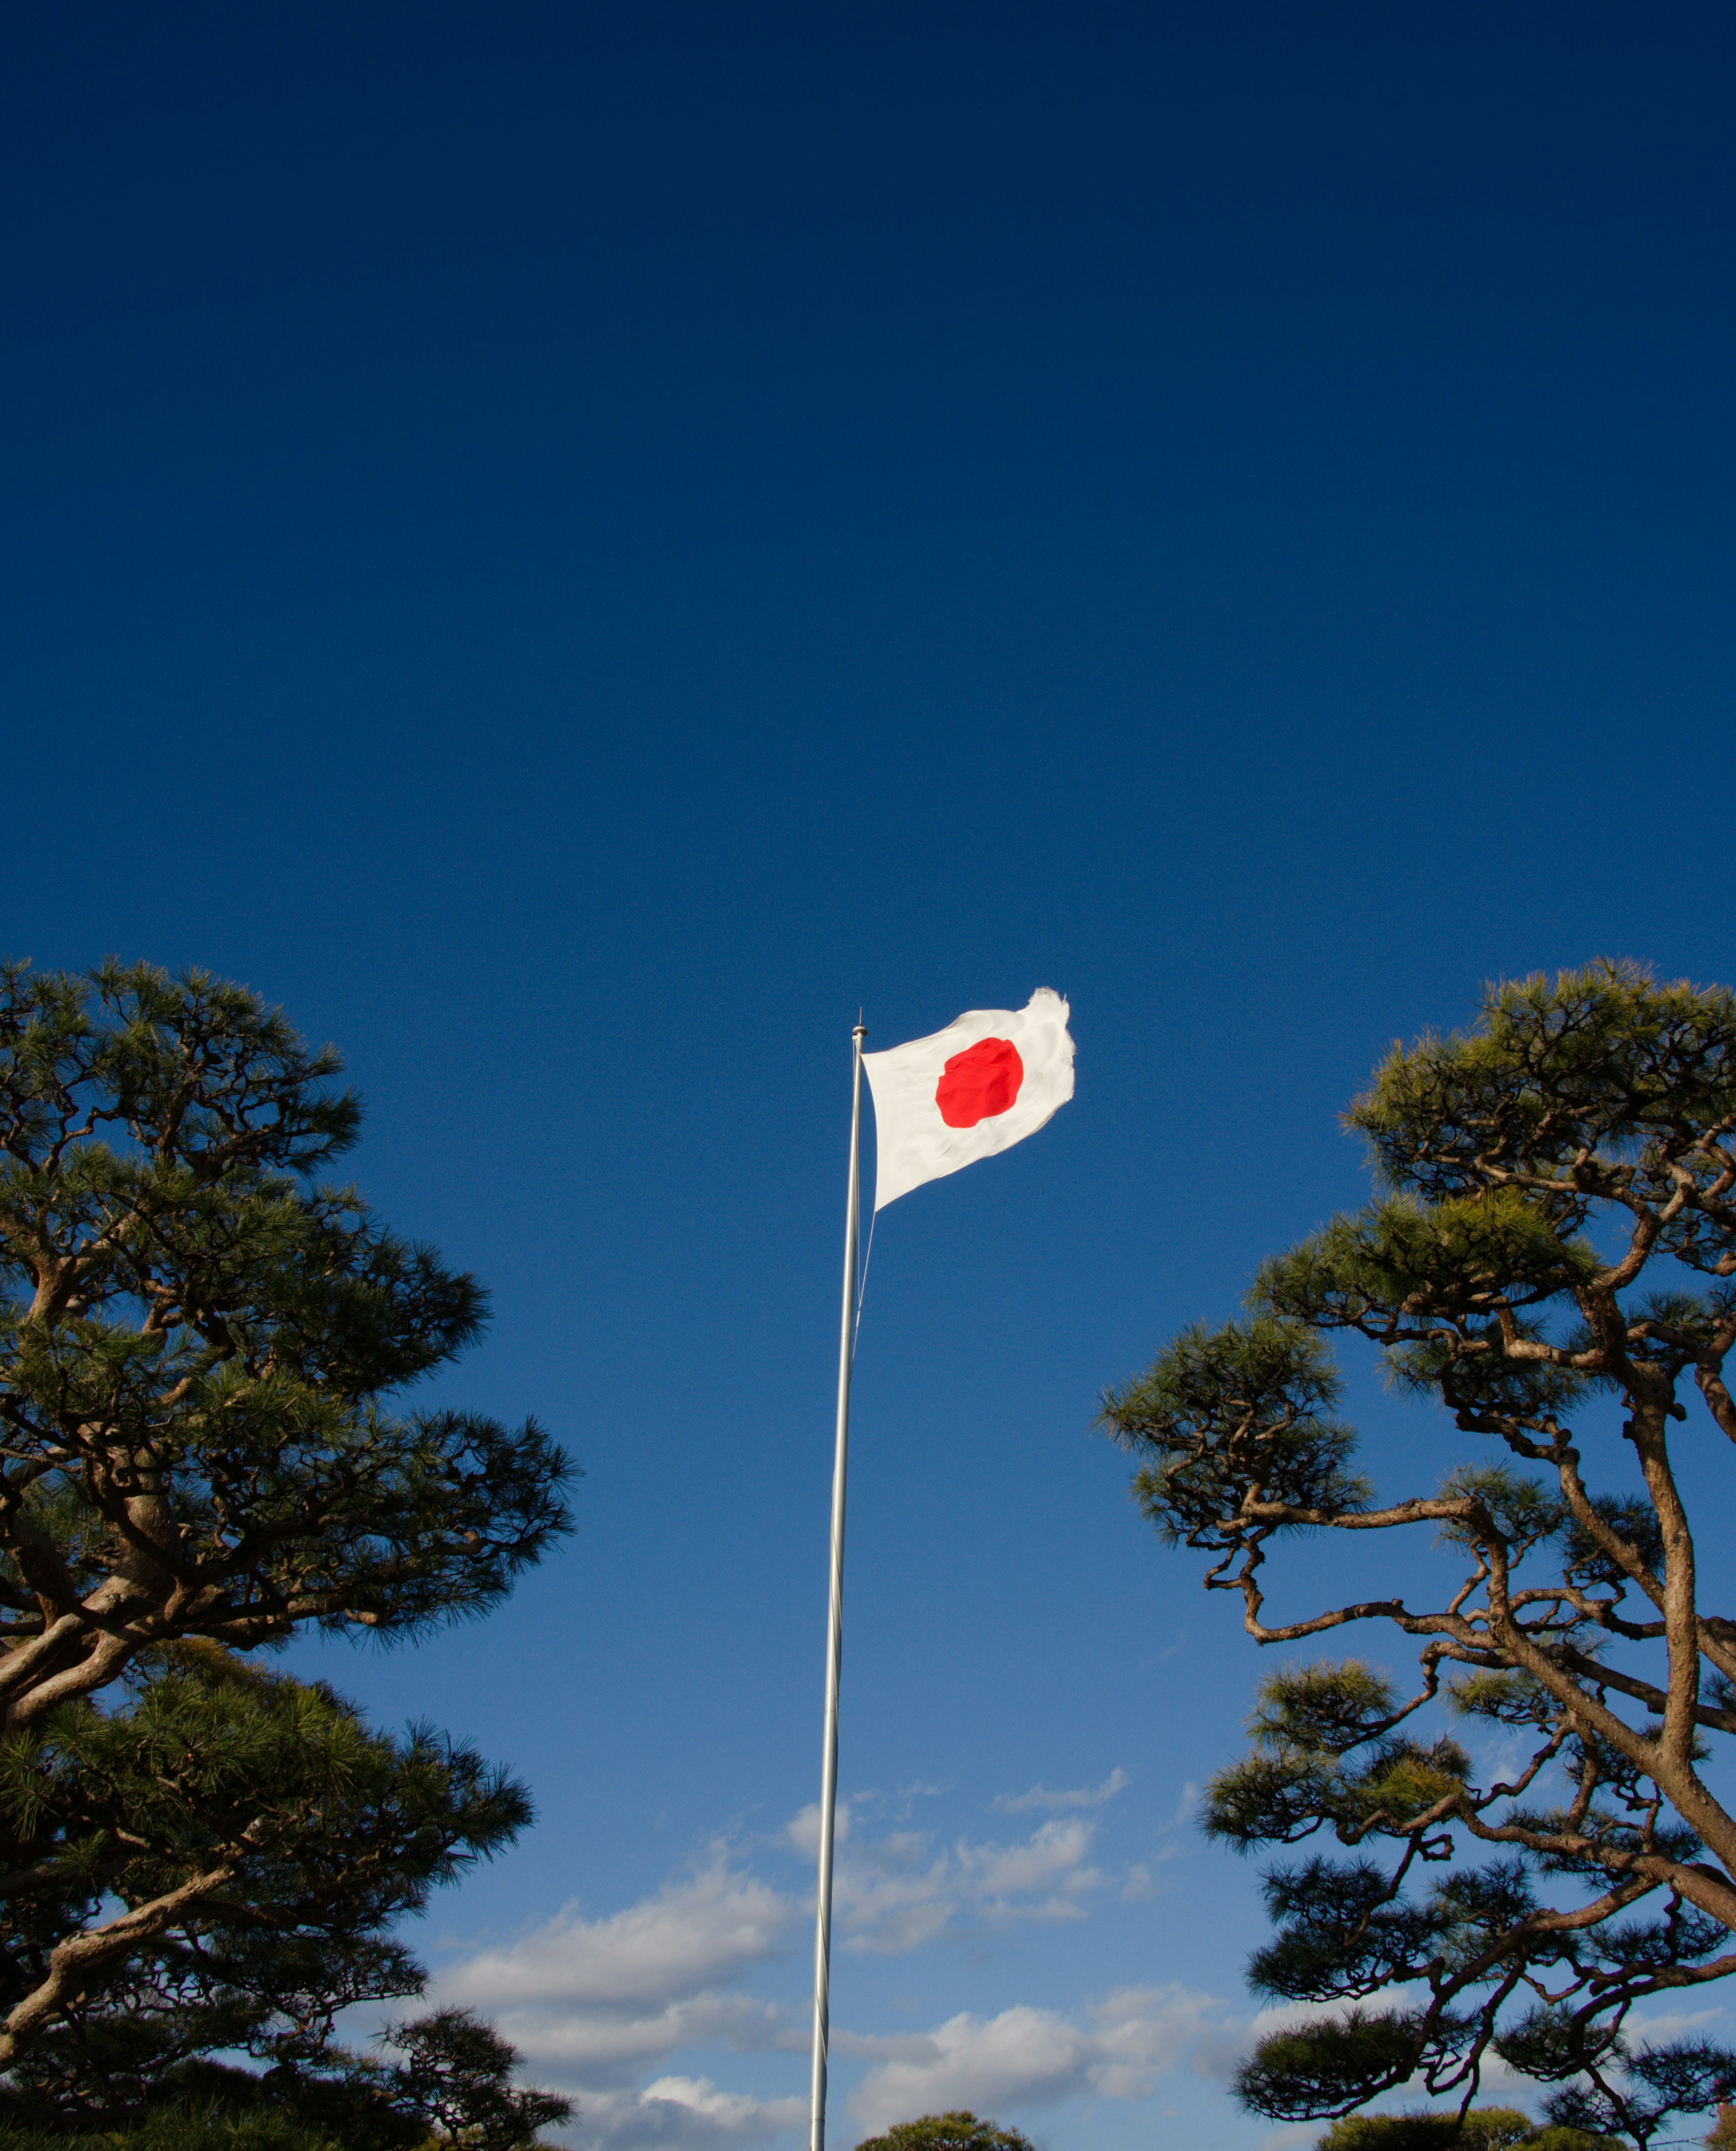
850;1206;876;1361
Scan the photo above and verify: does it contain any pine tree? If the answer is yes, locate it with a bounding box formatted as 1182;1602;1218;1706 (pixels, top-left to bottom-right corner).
1313;2109;1618;2151
1103;963;1736;2149
0;962;574;2102
854;2115;1036;2151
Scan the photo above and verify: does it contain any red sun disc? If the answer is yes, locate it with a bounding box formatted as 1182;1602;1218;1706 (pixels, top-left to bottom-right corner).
934;1036;1024;1128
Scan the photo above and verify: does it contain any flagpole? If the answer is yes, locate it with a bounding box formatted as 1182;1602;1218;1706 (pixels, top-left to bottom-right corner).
810;1019;865;2151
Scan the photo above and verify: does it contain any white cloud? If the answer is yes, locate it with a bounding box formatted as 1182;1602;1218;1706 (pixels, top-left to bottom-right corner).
894;1782;946;1813
832;1831;956;1955
438;1856;804;2091
954;1818;1099;1901
1160;1782;1199;1831
993;1767;1130;1814
1628;2004;1726;2048
568;2079;807;2151
843;1985;1228;2135
433;1780;1193;2149
436;1800;1118;2088
482;1991;794;2079
835;1814;1105;1954
784;1798;856;1858
443;1856;798;2014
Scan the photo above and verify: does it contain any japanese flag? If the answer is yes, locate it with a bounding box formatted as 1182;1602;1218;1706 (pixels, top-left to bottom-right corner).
862;989;1075;1210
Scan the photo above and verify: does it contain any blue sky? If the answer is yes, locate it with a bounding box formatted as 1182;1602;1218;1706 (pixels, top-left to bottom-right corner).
5;5;1735;2148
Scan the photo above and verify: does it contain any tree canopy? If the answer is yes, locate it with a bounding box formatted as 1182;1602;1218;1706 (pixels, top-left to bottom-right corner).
1314;2108;1618;2151
854;2114;1036;2151
0;962;575;2109
1103;963;1736;2149
0;1991;570;2148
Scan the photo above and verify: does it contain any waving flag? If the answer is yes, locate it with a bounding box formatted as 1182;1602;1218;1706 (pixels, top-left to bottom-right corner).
861;987;1075;1209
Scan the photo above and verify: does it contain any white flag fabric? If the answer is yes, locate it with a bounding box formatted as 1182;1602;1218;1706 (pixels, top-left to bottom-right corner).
861;988;1075;1211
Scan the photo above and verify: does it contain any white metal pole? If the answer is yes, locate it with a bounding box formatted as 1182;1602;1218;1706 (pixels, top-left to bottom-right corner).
809;1020;865;2151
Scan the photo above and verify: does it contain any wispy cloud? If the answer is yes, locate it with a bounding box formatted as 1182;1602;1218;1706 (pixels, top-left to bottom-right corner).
438;1853;804;2096
786;1799;1111;1954
434;1779;1196;2149
1160;1781;1198;1832
992;1767;1130;1814
842;1985;1229;2134
1626;2004;1725;2049
565;2079;807;2151
439;1799;1119;2081
837;1814;1106;1954
443;1855;798;2014
783;1798;856;1858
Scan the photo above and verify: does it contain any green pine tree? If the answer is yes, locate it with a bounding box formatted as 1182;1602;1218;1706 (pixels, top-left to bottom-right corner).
1314;2108;1618;2151
854;2115;1036;2151
0;962;574;2125
1103;963;1736;2149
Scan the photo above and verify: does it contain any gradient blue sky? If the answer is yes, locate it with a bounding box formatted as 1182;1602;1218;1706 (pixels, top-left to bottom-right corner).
5;6;1735;2148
